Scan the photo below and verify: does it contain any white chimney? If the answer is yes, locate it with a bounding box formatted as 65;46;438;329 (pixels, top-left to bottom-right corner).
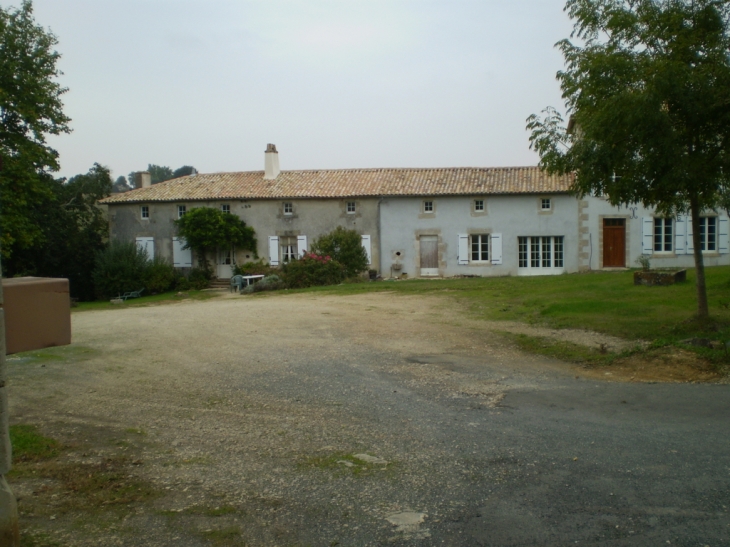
264;143;280;180
134;171;152;189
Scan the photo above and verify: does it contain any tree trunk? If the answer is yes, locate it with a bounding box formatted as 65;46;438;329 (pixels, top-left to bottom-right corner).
689;197;709;319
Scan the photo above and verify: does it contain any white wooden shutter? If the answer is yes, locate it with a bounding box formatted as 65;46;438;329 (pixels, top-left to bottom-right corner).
457;234;469;265
686;218;695;254
361;235;372;265
268;236;280;266
642;218;654;254
491;233;503;265
172;237;192;267
297;235;308;258
674;216;686;254
135;237;154;259
719;217;729;254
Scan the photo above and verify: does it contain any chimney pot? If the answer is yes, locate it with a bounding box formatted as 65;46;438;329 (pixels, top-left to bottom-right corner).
264;143;280;180
134;171;152;189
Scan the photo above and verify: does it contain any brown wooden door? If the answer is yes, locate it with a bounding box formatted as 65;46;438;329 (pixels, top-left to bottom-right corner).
603;219;626;267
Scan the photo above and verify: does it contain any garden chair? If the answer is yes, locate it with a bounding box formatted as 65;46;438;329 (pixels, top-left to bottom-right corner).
120;288;145;301
230;275;245;293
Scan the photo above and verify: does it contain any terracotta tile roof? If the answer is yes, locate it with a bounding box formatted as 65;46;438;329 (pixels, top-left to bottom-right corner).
100;166;574;204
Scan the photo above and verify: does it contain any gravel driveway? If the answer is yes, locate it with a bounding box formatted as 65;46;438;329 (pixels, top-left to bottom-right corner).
7;291;730;546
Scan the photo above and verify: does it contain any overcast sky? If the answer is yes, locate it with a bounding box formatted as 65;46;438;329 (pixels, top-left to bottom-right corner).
20;1;573;181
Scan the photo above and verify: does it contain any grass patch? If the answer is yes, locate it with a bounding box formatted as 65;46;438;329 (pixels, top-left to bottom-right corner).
19;531;66;547
9;425;161;518
198;526;243;546
299;452;395;476
12;456;160;510
6;345;98;367
502;333;636;366
73;290;220;312
162;456;213;467
10;424;62;462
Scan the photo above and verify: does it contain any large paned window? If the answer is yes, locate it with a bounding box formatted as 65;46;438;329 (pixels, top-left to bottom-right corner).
471;234;489;262
700;216;717;251
654;218;673;252
519;236;564;269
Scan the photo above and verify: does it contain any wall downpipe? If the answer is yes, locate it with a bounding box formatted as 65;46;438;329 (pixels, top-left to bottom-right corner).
377;197;383;277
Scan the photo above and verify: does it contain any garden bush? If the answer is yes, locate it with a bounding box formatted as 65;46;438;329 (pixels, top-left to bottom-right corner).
241;274;285;294
310;227;368;278
282;253;344;289
233;259;277;277
93;240;150;299
144;257;177;294
186;266;213;290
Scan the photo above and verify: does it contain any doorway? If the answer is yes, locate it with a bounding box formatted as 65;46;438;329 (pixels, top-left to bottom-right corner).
419;236;439;276
603;219;626;267
217;248;233;279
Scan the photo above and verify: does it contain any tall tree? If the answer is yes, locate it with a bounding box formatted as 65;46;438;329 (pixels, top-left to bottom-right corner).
5;163;112;300
527;0;730;318
0;0;71;259
112;175;131;193
147;164;173;184
172;165;197;178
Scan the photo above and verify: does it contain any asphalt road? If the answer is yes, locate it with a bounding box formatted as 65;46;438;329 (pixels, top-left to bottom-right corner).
9;293;730;546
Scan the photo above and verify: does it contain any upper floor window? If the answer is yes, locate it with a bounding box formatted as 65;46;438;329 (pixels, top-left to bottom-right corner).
474;199;484;212
347;201;356;214
141;205;149;219
178;205;186;218
221;204;230;214
423;200;434;213
700;216;717;251
654;218;673;252
283;202;293;215
541;198;552;211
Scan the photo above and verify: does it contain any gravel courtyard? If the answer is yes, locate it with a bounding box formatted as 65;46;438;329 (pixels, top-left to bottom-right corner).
7;291;730;546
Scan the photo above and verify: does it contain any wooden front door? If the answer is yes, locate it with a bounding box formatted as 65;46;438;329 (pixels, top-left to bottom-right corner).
419;236;439;276
603;219;626;267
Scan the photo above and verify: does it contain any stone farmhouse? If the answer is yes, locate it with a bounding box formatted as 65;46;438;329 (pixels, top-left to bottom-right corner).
99;144;730;279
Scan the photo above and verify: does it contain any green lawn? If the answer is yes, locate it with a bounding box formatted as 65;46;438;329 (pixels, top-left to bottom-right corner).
73;289;220;312
291;266;730;345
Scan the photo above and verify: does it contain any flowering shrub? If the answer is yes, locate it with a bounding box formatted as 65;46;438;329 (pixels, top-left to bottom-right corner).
311;227;369;278
282;253;344;289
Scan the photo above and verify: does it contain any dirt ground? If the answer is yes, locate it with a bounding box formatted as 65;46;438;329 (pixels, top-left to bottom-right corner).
5;291;727;546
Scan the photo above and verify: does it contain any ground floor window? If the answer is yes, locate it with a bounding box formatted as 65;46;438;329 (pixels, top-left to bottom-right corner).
519;236;564;268
281;237;297;262
471;234;489;262
654;218;673;252
700;216;717;251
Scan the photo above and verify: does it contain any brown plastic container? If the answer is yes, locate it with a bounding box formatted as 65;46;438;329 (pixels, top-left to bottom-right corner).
2;277;71;355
